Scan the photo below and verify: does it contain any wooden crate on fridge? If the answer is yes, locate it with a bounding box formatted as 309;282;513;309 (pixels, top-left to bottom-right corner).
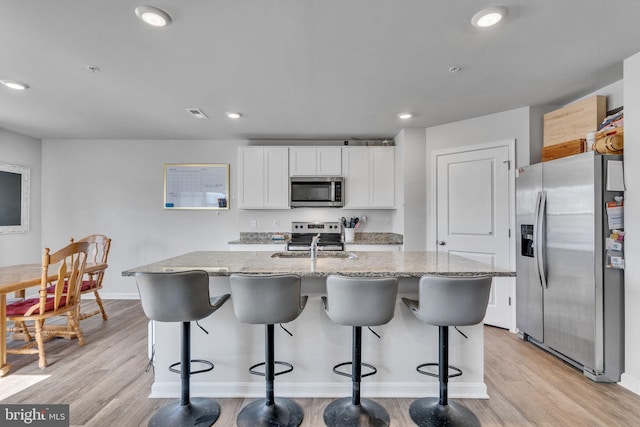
543;96;606;147
541;139;586;162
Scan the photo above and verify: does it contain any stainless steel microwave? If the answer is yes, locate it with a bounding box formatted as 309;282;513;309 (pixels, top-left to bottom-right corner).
290;177;344;207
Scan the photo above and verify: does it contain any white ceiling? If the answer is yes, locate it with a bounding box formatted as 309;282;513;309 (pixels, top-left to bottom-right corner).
2;1;640;141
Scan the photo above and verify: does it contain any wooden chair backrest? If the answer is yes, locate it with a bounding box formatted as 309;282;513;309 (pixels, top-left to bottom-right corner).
33;241;90;316
71;234;111;266
70;234;111;290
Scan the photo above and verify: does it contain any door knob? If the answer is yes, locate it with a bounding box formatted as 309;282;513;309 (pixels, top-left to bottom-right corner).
437;240;446;246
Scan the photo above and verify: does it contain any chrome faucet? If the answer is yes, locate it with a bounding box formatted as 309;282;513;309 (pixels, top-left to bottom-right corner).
310;233;321;260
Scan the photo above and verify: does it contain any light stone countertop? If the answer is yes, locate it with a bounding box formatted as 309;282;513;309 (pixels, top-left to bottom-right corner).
122;250;514;278
227;231;403;245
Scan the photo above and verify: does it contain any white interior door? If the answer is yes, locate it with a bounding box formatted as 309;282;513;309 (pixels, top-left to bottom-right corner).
434;141;514;329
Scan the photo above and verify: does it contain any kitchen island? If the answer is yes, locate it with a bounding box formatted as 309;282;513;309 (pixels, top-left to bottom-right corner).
122;251;513;399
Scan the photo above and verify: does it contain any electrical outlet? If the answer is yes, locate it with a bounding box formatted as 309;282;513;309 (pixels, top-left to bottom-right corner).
273;219;279;228
250;219;257;227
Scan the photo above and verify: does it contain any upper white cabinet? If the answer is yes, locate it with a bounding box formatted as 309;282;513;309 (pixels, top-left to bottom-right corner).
238;146;289;209
342;146;396;209
289;146;342;176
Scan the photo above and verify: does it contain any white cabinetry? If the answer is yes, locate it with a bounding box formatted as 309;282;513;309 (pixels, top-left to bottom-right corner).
238;146;289;209
342;146;395;209
289;146;342;176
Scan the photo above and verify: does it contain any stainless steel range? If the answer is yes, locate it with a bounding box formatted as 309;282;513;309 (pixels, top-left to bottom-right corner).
287;221;344;251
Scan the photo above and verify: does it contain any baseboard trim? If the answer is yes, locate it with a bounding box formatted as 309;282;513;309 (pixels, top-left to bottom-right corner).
149;381;489;399
84;292;139;300
620;373;640;396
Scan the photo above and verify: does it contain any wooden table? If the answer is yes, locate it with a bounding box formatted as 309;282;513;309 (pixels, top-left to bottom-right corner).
0;262;107;376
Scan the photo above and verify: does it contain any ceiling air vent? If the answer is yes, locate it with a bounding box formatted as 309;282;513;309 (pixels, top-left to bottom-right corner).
186;108;208;119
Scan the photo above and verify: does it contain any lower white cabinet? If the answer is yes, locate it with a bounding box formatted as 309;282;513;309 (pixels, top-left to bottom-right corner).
342;146;396;209
238;146;289;209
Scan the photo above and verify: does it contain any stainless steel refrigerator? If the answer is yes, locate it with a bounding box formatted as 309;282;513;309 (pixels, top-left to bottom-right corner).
516;151;624;382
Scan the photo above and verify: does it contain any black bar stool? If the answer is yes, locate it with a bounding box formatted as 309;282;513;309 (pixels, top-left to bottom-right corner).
135;270;230;427
401;275;492;427
322;274;399;427
229;273;308;427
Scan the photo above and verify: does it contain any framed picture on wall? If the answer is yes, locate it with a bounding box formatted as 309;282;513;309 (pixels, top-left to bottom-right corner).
164;163;230;210
0;163;30;234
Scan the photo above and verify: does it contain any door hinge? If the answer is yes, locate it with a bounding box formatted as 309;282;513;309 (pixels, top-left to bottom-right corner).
508;296;512;306
508;228;511;238
503;160;511;170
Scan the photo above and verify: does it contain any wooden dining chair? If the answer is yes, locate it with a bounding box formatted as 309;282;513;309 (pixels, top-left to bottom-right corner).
68;234;111;320
6;241;90;368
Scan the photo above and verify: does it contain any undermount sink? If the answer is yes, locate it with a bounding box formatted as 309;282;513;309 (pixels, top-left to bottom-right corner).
271;251;358;259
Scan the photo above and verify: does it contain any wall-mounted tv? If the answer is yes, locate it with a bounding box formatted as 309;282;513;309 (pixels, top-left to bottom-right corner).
0;163;30;234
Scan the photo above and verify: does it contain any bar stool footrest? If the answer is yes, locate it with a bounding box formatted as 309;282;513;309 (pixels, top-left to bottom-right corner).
416;362;462;379
168;359;214;375
249;360;294;377
332;361;377;379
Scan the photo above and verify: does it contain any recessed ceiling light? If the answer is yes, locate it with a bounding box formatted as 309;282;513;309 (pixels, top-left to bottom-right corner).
0;80;29;90
226;112;243;119
135;6;172;27
397;112;413;120
471;6;507;28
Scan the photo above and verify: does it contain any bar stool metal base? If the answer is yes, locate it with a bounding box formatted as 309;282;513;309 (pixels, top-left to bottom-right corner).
323;397;390;427
148;398;220;427
408;397;480;427
236;397;304;427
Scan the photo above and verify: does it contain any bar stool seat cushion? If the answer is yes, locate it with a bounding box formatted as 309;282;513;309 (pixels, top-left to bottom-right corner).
137;271;228;323
323;275;398;326
403;275;492;326
230;274;307;325
6;296;68;316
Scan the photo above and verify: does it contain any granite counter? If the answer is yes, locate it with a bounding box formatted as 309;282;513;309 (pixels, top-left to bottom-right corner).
122;250;512;278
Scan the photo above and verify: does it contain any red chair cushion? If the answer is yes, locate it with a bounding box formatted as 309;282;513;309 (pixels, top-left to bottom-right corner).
6;296;68;316
46;279;95;294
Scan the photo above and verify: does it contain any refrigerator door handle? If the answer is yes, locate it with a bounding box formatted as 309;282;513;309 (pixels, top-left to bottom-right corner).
536;191;548;289
533;191;542;287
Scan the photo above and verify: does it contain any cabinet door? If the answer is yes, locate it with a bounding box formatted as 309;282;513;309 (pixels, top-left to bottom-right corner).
264;147;289;208
317;147;342;175
342;147;370;208
238;147;265;208
289;147;317;176
370;147;395;208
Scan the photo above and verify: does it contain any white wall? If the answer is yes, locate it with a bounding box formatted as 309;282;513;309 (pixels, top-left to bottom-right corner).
41;139;244;297
621;52;640;394
0;128;42;266
40;139;398;298
393;128;427;250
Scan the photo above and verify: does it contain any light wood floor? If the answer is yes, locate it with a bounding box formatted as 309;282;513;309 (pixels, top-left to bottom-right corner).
4;300;640;426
